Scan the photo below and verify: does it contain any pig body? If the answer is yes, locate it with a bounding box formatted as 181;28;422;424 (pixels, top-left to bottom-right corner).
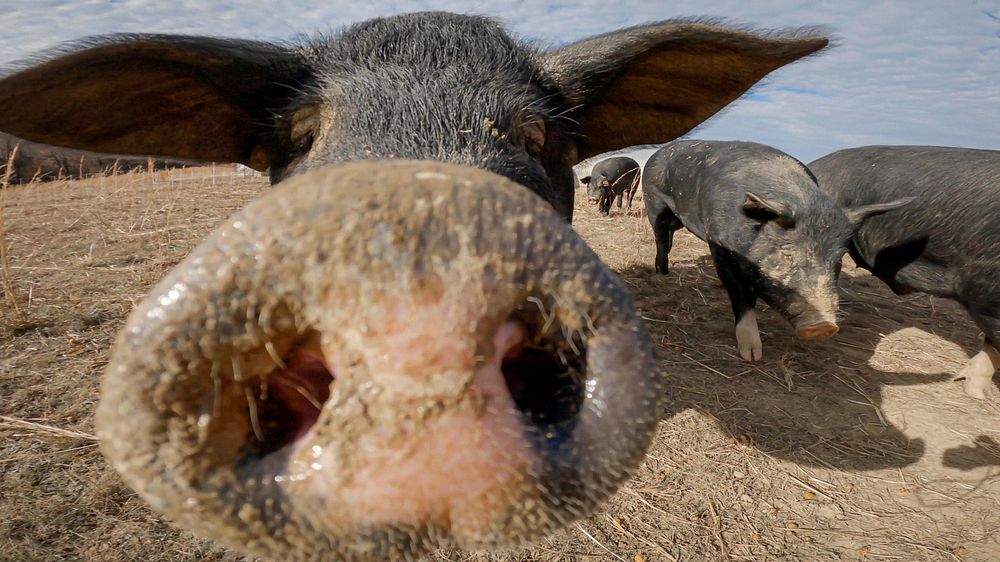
580;156;640;215
644;140;908;361
809;145;1000;400
0;12;830;562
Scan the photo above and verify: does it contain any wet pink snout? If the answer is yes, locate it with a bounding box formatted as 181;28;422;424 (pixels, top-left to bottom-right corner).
301;320;537;533
97;160;662;561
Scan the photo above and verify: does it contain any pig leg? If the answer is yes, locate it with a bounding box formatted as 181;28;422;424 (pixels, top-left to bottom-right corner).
959;339;999;400
627;181;640;211
958;329;999;401
651;207;683;275
710;244;762;361
616;190;624;211
598;188;613;216
957;281;1000;400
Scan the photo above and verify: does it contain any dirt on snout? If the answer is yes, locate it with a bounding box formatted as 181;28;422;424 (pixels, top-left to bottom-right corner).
1;169;998;562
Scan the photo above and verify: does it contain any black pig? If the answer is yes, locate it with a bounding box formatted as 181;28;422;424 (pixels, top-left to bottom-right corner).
810;145;999;400
580;156;641;215
644;140;908;360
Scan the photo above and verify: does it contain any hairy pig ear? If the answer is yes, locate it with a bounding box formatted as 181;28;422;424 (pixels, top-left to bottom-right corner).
0;34;313;170
541;20;829;160
845;197;915;225
743;191;796;228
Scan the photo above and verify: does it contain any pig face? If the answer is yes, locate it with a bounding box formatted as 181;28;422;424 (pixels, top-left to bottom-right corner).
740;191;911;338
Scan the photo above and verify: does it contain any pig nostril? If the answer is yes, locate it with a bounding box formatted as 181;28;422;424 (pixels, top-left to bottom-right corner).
500;315;586;431
247;342;334;458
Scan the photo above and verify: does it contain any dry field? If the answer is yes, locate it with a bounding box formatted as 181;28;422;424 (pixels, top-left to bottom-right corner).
0;169;998;562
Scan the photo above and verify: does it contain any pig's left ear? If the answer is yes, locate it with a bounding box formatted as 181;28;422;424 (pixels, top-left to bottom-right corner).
0;34;312;170
845;197;915;225
743;192;795;228
541;21;829;160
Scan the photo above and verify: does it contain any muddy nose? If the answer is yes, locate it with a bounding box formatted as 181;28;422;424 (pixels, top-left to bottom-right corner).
96;160;660;562
797;322;840;340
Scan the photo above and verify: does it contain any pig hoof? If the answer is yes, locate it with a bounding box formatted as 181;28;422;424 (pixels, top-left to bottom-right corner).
735;311;762;361
957;351;998;400
737;339;762;362
962;378;997;400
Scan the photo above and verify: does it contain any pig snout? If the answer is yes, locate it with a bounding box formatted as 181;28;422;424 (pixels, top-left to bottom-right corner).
95;161;660;561
790;299;840;340
755;259;841;342
796;320;840;340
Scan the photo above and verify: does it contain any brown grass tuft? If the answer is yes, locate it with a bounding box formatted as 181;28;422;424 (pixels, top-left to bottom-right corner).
1;145;26;324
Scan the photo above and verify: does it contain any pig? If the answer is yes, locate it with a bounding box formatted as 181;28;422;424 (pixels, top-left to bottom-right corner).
0;13;829;562
580;156;641;215
809;145;1000;400
644;140;909;361
0;131;190;182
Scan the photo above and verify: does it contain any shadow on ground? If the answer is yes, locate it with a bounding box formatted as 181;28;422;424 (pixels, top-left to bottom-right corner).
617;256;999;472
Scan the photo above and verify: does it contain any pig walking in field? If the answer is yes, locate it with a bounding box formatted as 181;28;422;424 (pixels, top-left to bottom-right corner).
580;156;641;215
644;140;909;361
0;13;829;562
810;146;1000;400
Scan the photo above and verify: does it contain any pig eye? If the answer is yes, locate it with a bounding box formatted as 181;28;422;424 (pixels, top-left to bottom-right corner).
291;130;314;158
516;113;546;159
289;105;320;158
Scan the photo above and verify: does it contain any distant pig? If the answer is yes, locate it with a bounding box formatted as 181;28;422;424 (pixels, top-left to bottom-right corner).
0;12;829;562
810;145;999;400
580;156;641;215
644;140;909;361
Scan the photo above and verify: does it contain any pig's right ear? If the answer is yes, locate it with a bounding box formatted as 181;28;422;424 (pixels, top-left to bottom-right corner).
845;197;915;226
541;21;829;160
0;34;312;170
743;192;795;228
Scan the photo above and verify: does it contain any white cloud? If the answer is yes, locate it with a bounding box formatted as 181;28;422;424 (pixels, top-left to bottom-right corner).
0;0;998;162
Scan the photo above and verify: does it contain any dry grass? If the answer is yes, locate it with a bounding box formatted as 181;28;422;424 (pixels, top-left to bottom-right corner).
0;167;264;562
1;173;998;562
1;146;25;323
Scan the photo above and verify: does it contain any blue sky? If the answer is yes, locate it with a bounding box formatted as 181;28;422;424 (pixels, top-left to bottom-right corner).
1;0;998;162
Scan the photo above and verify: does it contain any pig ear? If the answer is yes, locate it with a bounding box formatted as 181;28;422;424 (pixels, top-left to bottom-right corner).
541;20;829;160
743;192;795;228
0;34;312;170
845;197;915;225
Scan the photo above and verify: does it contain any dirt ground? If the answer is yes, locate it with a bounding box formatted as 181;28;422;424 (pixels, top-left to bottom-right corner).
1;169;998;562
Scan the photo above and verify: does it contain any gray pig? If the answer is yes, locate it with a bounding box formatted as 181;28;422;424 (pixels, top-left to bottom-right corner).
0;13;828;562
644;140;908;361
810;145;1000;400
580;156;641;214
